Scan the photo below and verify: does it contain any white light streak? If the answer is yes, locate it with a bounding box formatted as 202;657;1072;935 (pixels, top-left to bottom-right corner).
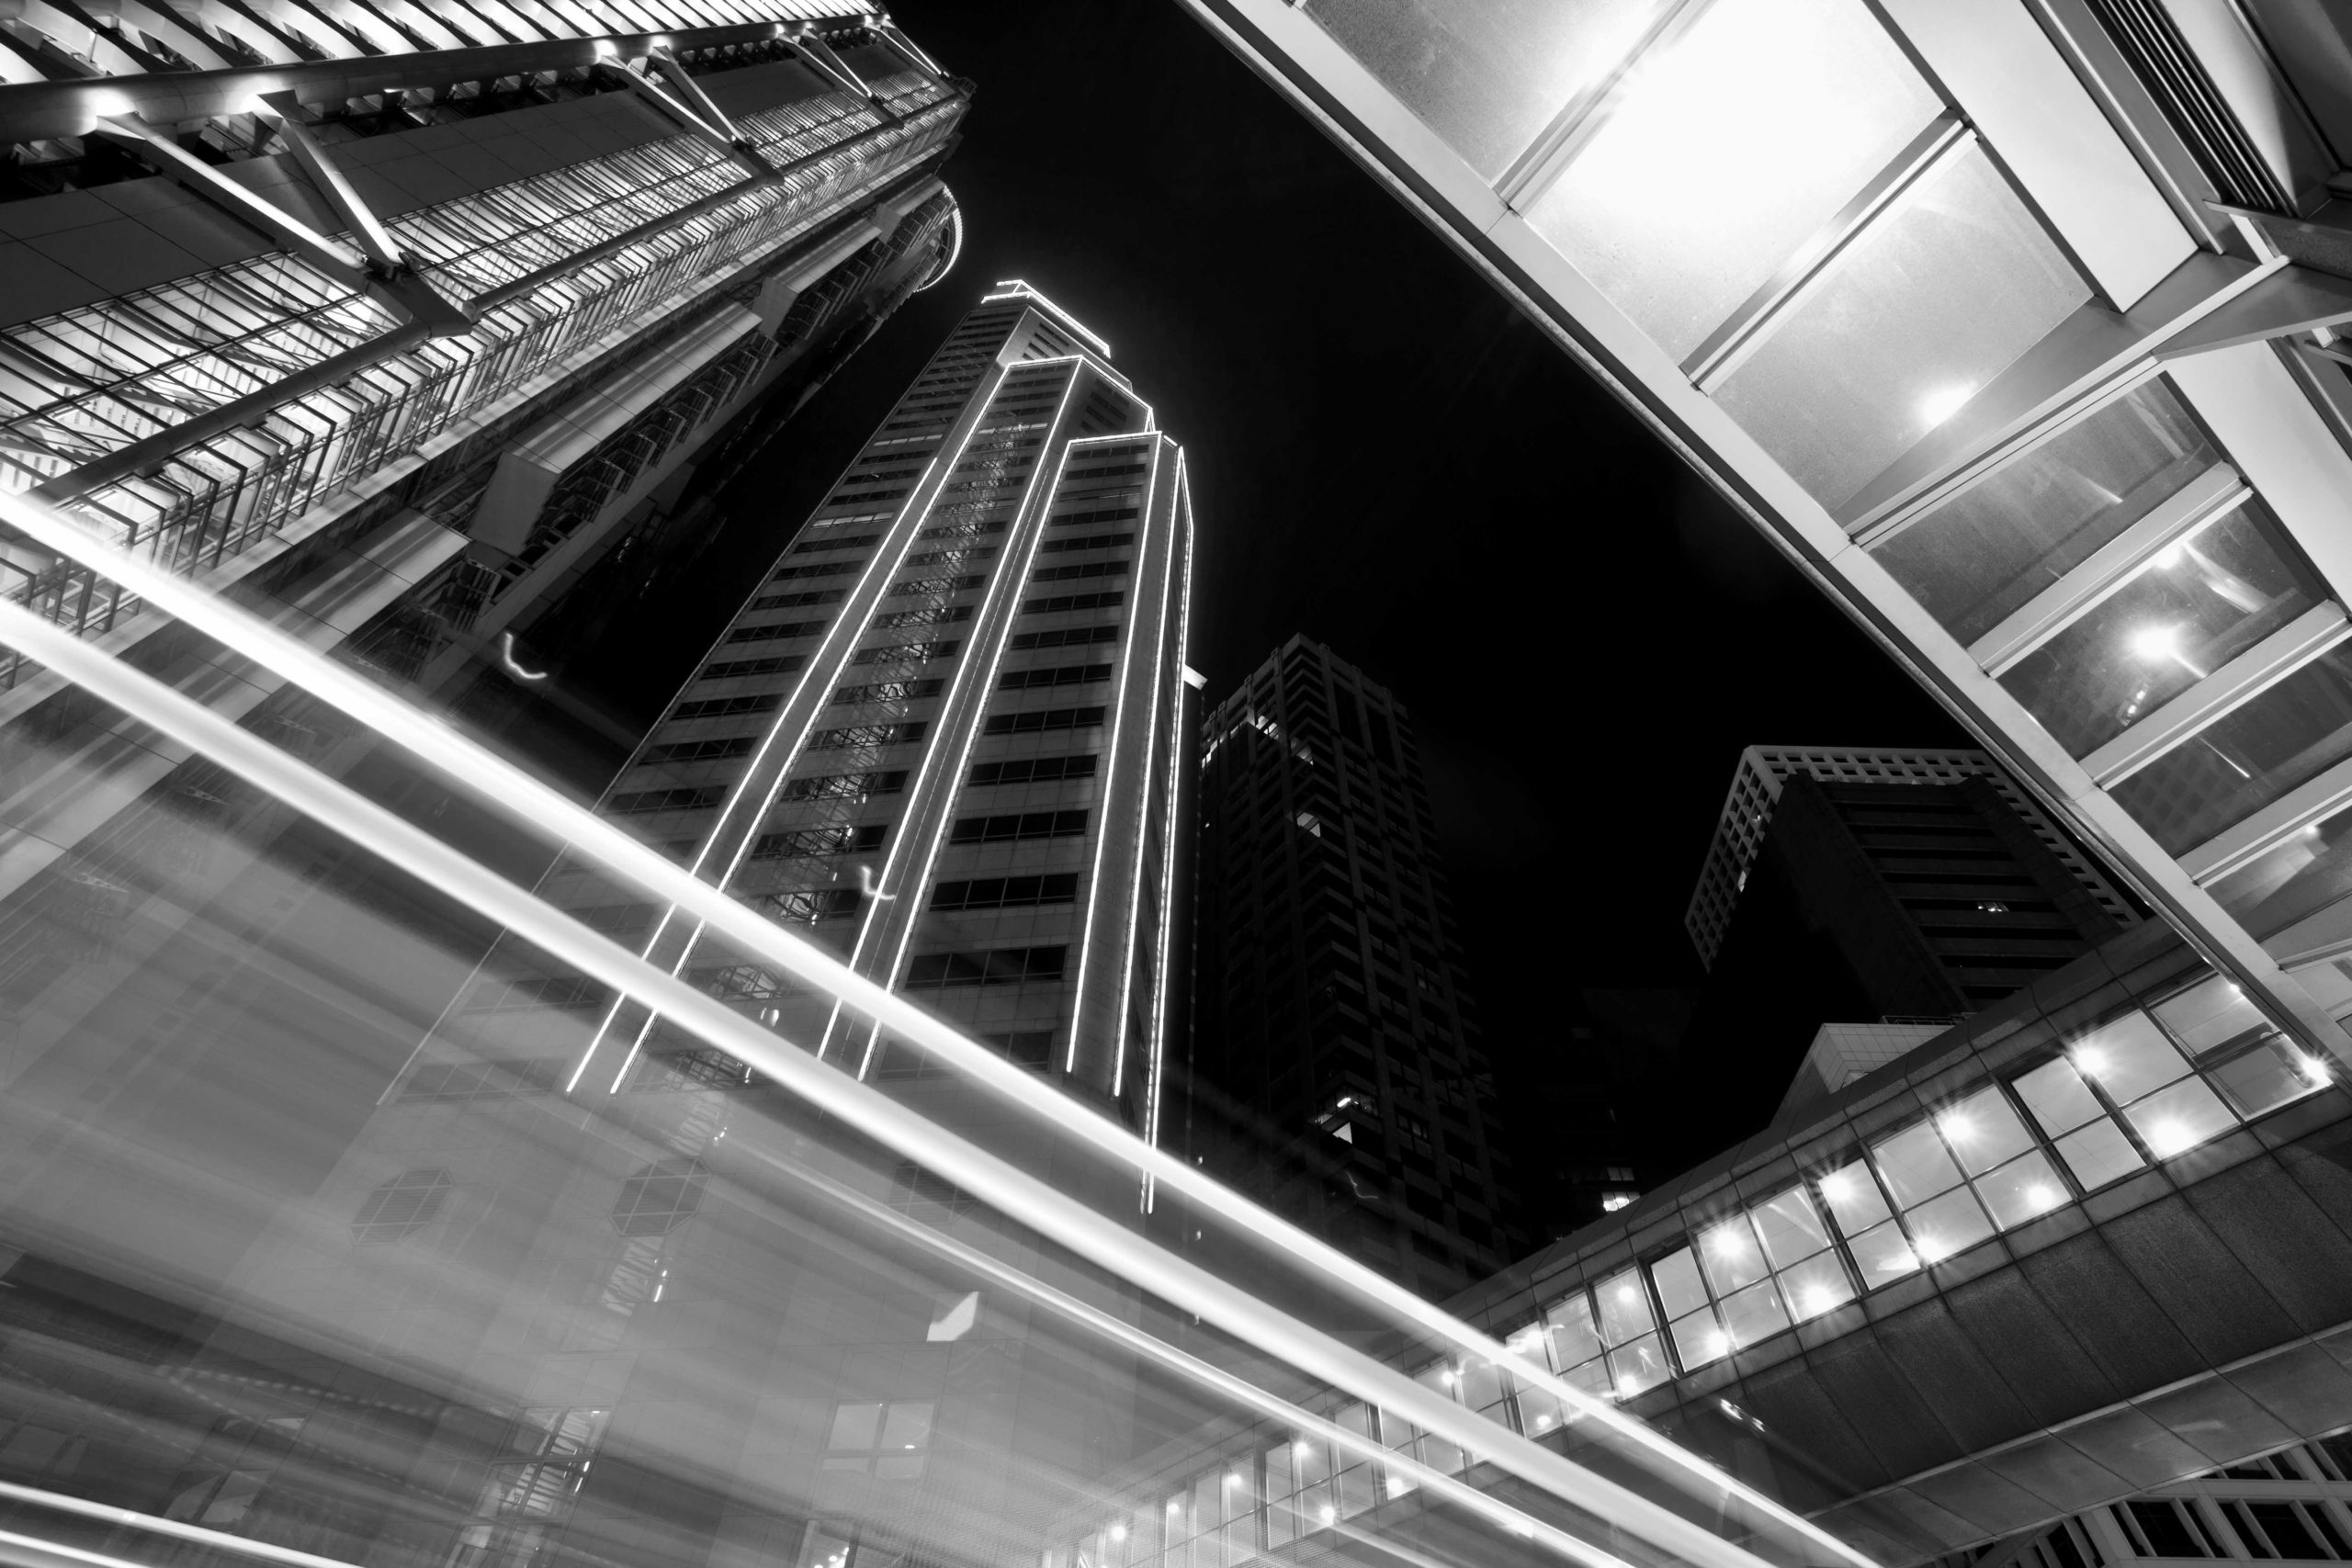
498;631;548;682
0;595;1767;1568
0;484;1872;1568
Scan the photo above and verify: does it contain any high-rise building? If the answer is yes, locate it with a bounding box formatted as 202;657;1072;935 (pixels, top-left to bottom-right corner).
0;281;1197;1568
1173;0;2352;1069
1191;637;1517;1298
1689;746;2138;1015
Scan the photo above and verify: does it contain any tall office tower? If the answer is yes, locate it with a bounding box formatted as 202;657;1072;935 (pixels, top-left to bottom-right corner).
1688;746;2139;1013
1177;0;2352;1070
43;282;1194;1568
1192;637;1517;1299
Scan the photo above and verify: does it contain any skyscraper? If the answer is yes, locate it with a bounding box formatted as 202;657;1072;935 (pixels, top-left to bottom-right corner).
1192;637;1517;1298
1689;746;2138;1014
1173;0;2352;1068
29;281;1196;1568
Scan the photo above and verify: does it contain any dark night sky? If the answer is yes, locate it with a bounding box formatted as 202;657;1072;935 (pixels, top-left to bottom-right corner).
621;2;1973;1185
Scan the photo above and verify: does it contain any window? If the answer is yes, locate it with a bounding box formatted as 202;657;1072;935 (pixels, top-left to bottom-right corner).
672;694;780;720
932;873;1080;911
726;619;823;644
641;736;755;765
792;532;881;554
831;679;944;705
1023;591;1123;615
808;721;926;750
853;639;959;665
1011;625;1118;652
353;1168;451;1241
753;589;851;612
1040;532;1134;554
1051;505;1138;528
611;1158;708;1235
607;785;727;815
779;771;908;803
2001;499;2323;756
983;705;1104;735
905;546;997;570
872;604;974;630
968;754;1097;787
2112;642;2352;854
821;1400;933;1480
903;946;1068;988
699;653;804;679
755;888;861;924
772;560;864;581
1031;560;1128;582
950;808;1088;843
1000;664;1111;691
887;574;984;597
750;823;887;860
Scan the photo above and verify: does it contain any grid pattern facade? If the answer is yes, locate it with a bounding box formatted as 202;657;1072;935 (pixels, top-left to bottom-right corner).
1193;637;1516;1298
1687;747;2136;970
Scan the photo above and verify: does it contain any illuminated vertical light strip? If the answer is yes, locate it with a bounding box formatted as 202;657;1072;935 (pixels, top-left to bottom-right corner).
979;280;1114;357
1064;431;1162;1080
1142;455;1195;1166
0;456;1877;1568
0;596;1782;1568
1106;436;1174;1102
910;201;962;292
602;335;1023;1091
849;350;1091;1077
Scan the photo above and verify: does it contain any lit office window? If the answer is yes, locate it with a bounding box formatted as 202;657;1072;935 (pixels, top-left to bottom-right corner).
1300;0;1657;178
1263;1433;1333;1546
1529;1291;1611;1401
1715;145;2089;507
1816;1157;1919;1287
1527;0;1941;361
2111;643;2352;853
1871;379;2217;646
2000;500;2323;755
2152;978;2331;1118
1646;1201;1855;1376
2030;1010;2235;1165
1592;1267;1670;1397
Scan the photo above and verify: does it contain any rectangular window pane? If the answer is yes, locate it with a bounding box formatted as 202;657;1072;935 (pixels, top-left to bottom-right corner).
2075;1012;2194;1103
2053;1117;2148;1189
2152;975;2271;1056
2122;1076;2239;1157
1716;145;2090;507
1543;1292;1604;1368
2112;644;2352;855
1749;1185;1833;1268
1817;1161;1892;1232
1846;1219;1922;1287
1668;1308;1728;1370
2205;1035;2332;1118
1696;1216;1770;1295
1717;1279;1791;1349
1903;1186;1996;1262
1649;1247;1709;1319
1870;1119;1965;1207
1972;1150;2070;1229
1871;379;2217;645
1608;1335;1670;1398
1594;1269;1656;1346
2013;1055;2108;1136
2209;798;2352;937
1936;1086;2037;1177
1525;0;1942;360
2000;501;2322;756
1777;1251;1856;1320
1301;0;1656;177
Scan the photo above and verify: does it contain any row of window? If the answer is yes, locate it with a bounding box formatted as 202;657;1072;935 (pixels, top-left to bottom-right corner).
1013;625;1118;652
834;678;944;705
774;560;864;581
1042;532;1135;554
985;706;1105;736
673;694;781;721
792;532;882;555
808;722;926;750
1000;664;1111;691
854;638;959;665
753;588;848;613
904;945;1068;989
1052;505;1139;529
932;873;1080;912
781;770;909;803
701;653;804;680
608;785;726;816
750;823;887;860
969;754;1097;787
726;618;823;645
874;604;973;630
1033;560;1128;583
1026;591;1124;615
951;808;1089;844
907;546;998;570
888;573;985;597
641;735;754;765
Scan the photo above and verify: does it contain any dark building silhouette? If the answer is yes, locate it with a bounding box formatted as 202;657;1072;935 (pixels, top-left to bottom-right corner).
1190;637;1521;1298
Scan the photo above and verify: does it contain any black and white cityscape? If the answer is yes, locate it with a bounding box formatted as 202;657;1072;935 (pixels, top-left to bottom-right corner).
6;7;2352;1568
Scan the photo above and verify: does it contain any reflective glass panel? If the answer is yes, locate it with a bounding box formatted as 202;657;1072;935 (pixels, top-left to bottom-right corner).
1302;0;1657;177
1778;1251;1857;1319
2053;1117;2149;1189
1817;1160;1893;1232
1696;1215;1770;1295
2205;1035;2332;1117
1527;0;1942;360
1871;379;2215;646
2000;501;2322;756
1609;1335;1671;1397
2111;643;2352;855
1902;1186;1996;1263
2208;798;2352;938
1650;1247;1709;1318
1594;1268;1657;1345
1716;145;2089;507
1846;1219;1922;1286
1669;1308;1730;1370
1717;1280;1791;1348
2122;1076;2239;1157
1935;1085;2036;1177
2153;974;2274;1055
1750;1185;1833;1268
2013;1055;2108;1136
1870;1119;1964;1207
1973;1151;2069;1229
2074;1011;2193;1103
1544;1292;1604;1368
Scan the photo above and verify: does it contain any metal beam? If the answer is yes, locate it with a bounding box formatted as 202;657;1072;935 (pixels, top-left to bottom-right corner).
597;55;772;177
92;112;370;288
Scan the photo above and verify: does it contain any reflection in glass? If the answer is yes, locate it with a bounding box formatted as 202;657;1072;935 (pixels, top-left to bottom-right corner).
1869;1119;1964;1207
1845;1220;1921;1285
1871;379;2215;645
2012;1055;2108;1136
2205;1035;2332;1117
1973;1151;2069;1229
1750;1185;1833;1269
1901;1187;1996;1262
1609;1335;1671;1397
2111;642;2352;855
2208;800;2352;938
1816;1160;1893;1232
1777;1252;1856;1319
1594;1267;1657;1345
2000;501;2321;756
1936;1085;2036;1176
2072;1011;2193;1103
2052;1118;2149;1189
1527;0;1941;360
1715;145;2088;507
1718;1280;1791;1348
1697;1216;1770;1294
1302;0;1657;178
2152;974;2273;1055
2122;1076;2239;1157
